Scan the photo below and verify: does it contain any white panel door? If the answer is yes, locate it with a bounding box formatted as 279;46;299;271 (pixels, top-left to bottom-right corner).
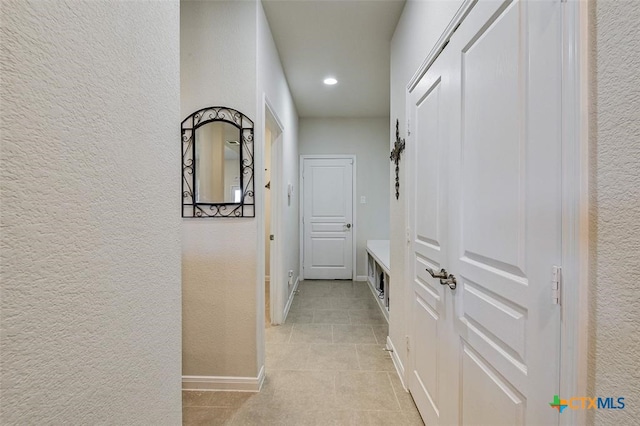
302;157;353;279
408;1;563;424
407;44;456;426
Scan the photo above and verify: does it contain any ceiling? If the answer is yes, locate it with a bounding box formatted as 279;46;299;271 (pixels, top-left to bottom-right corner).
262;0;406;118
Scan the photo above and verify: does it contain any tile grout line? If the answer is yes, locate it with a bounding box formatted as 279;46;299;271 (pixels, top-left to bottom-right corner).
371;325;379;345
355;343;362;371
386;371;404;413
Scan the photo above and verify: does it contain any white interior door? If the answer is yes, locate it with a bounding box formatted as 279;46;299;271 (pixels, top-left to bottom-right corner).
408;1;563;424
407;43;456;426
302;157;354;280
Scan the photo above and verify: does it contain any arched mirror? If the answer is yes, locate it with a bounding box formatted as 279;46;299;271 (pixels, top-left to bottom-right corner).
182;107;254;217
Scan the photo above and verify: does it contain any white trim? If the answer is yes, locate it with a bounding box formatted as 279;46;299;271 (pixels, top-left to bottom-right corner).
559;2;590;425
407;0;477;92
183;366;265;392
264;96;285;327
355;275;368;282
282;275;300;323
387;336;407;391
264;96;285;133
404;72;416;396
299;155;357;281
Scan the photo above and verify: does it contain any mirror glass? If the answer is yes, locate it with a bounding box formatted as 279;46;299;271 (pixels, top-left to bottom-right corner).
194;121;242;204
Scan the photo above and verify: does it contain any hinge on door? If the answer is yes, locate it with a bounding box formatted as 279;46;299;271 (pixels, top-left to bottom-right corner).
407;119;411;136
551;266;561;305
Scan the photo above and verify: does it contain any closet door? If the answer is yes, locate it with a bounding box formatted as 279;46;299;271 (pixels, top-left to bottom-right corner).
446;1;563;424
407;1;563;424
407;43;457;426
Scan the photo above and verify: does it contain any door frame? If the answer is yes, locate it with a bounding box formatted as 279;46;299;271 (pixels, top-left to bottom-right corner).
299;155;357;281
558;2;590;425
403;1;590;424
264;96;285;325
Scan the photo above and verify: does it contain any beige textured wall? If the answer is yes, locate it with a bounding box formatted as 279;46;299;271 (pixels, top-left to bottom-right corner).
588;0;640;423
181;0;259;378
0;1;182;423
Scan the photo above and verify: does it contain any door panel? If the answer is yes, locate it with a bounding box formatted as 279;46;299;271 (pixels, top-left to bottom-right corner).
408;57;453;426
461;342;526;426
462;282;527;361
311;166;347;216
302;158;353;279
461;0;525;273
415;78;442;253
310;238;345;266
449;1;562;424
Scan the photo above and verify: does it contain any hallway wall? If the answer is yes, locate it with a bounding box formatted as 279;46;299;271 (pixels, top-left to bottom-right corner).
181;0;259;378
1;1;181;423
181;0;299;381
299;118;390;279
257;1;300;328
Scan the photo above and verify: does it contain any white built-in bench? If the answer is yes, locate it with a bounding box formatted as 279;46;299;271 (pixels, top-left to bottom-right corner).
366;240;390;322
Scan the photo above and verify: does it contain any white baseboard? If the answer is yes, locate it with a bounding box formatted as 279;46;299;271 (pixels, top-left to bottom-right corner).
183;365;265;392
387;336;407;391
355;275;368;282
282;276;300;323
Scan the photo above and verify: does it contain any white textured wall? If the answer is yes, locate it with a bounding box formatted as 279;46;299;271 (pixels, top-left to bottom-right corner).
181;0;259;377
1;1;181;423
389;0;463;377
299;118;390;278
589;1;640;423
257;1;300;327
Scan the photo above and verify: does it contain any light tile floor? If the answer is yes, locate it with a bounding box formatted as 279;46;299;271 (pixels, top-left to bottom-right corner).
183;280;424;425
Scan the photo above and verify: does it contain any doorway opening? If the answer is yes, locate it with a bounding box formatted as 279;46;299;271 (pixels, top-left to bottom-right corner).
264;103;283;326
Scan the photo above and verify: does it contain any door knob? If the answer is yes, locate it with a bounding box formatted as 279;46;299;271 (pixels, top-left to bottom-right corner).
426;267;448;279
346;223;351;229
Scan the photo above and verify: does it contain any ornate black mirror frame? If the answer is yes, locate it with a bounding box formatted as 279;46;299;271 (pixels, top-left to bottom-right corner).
181;106;255;217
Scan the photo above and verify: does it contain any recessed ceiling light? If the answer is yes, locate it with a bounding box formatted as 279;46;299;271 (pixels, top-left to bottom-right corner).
323;77;338;85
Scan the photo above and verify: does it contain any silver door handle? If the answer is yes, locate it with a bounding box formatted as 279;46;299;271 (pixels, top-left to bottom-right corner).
426;267;457;290
426;267;448;279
